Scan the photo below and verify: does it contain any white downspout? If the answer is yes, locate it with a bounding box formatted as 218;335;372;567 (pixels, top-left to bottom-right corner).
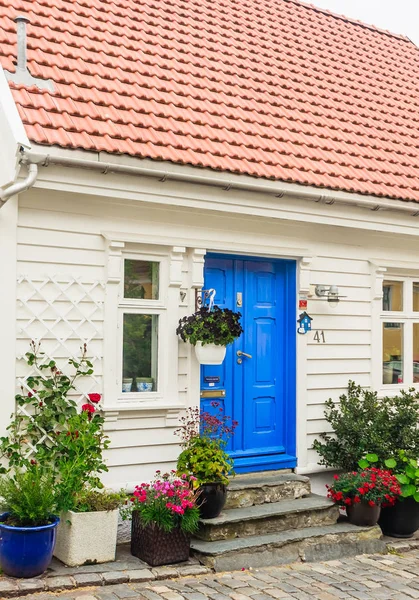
0;163;38;208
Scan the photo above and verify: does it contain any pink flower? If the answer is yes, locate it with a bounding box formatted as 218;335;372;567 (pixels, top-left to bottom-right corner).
88;393;101;404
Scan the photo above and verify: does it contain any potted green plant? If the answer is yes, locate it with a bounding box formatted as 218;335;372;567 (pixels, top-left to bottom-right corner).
176;305;243;365
0;468;59;578
175;403;238;519
378;451;419;538
327;458;401;527
121;471;200;566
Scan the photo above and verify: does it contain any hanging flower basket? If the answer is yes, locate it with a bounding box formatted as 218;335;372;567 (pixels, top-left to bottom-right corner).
194;342;226;365
131;513;191;566
176;305;243;366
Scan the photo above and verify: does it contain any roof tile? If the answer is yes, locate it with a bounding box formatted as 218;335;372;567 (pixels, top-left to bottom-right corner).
2;0;419;201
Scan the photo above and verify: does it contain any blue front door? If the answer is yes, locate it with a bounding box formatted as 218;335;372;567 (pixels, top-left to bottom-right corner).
201;255;297;473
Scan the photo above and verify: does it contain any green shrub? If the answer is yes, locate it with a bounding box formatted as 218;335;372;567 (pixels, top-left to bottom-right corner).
72;488;125;513
312;381;419;471
0;468;57;527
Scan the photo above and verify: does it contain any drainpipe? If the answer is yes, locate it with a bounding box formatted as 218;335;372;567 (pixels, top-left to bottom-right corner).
0;163;38;208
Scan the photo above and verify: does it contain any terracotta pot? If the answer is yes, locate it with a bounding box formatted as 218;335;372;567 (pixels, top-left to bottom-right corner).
130;512;190;566
379;497;419;538
346;502;381;526
197;483;227;519
194;342;226;365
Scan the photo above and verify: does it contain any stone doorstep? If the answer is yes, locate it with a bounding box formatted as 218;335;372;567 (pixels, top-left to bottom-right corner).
191;523;387;572
0;563;211;598
196;495;340;541
226;473;311;510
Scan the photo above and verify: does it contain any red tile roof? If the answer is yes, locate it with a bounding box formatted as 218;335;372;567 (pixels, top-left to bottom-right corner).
1;0;419;201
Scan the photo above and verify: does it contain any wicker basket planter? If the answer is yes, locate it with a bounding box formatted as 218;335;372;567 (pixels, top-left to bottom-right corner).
130;512;191;566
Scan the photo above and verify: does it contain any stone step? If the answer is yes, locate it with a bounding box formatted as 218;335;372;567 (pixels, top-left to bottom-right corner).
196;494;339;541
192;522;385;571
226;472;311;509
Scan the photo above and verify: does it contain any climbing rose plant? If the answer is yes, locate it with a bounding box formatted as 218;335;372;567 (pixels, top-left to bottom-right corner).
0;342;109;511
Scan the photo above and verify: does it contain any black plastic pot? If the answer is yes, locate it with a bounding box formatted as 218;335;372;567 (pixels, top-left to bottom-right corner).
346;502;381;527
197;483;227;519
379;497;419;538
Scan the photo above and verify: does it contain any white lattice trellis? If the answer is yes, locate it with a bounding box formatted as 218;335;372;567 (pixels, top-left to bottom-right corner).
16;275;105;453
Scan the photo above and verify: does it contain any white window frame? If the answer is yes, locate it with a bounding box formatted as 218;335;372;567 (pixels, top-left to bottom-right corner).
380;276;419;391
118;251;168;401
102;238;186;412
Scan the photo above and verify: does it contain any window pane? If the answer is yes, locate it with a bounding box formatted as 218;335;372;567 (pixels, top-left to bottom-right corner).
414;324;419;383
413;283;419;312
382;281;403;311
383;323;403;384
124;260;159;300
122;314;158;392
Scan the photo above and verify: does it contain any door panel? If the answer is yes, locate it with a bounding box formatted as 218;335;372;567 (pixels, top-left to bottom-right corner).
202;255;296;472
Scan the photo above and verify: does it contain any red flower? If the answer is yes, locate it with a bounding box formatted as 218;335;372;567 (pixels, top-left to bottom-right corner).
368;500;376;507
88;393;101;404
353;495;361;503
82;403;95;414
344;498;352;505
28;390;37;398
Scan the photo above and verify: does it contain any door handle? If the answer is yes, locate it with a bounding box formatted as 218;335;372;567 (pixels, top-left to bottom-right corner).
237;350;252;359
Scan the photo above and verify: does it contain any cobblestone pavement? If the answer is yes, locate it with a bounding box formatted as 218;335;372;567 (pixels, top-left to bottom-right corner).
14;549;419;600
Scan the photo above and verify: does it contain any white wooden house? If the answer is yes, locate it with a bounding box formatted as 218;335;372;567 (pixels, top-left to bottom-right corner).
1;0;419;490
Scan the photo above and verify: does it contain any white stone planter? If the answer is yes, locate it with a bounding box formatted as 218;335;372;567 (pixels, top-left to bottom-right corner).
195;342;227;365
54;509;118;566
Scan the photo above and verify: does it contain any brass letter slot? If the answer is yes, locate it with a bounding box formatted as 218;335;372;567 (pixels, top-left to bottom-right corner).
200;390;226;398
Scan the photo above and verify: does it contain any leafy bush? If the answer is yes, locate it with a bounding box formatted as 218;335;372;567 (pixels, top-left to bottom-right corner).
385;451;419;503
312;381;419;471
72;488;125;513
175;404;237;486
121;472;200;534
176;306;243;346
0;468;57;527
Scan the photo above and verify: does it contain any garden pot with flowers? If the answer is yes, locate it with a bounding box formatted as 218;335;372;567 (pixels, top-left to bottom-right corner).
0;342;120;567
121;471;200;566
327;455;401;527
0;468;59;578
378;451;419;538
176;305;243;365
175;403;238;519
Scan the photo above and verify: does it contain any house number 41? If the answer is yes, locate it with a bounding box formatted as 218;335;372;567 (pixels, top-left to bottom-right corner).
314;330;326;343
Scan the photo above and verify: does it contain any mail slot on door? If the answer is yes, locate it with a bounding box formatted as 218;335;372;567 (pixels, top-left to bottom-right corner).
200;389;226;398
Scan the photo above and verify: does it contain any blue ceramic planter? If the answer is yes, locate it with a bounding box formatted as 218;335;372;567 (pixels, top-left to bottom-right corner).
0;512;59;578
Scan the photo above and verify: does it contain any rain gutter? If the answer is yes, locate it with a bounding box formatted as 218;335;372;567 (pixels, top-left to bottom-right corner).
22;151;419;217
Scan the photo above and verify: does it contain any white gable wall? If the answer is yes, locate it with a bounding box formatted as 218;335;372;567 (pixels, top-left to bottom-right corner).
10;166;419;488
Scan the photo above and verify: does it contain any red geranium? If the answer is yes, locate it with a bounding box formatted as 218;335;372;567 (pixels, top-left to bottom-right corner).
81;403;95;414
88;393;101;404
326;467;401;509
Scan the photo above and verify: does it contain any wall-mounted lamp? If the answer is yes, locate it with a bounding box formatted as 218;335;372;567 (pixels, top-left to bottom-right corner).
315;285;341;304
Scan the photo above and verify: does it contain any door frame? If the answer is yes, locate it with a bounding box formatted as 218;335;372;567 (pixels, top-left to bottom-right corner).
204;253;297;472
